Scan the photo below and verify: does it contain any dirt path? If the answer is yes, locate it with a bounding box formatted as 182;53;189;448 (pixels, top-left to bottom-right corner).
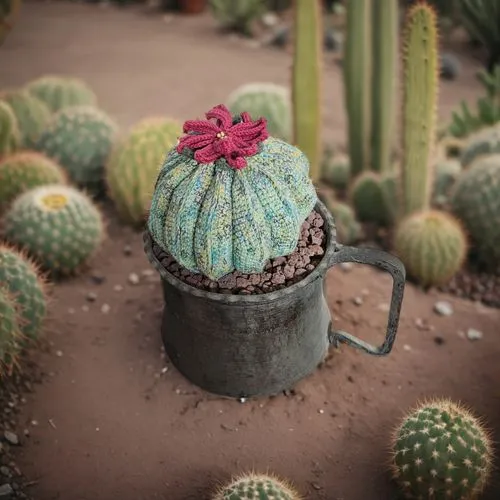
1;3;500;500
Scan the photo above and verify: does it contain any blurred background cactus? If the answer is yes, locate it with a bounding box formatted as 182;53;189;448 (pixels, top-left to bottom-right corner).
209;0;266;36
0;0;21;45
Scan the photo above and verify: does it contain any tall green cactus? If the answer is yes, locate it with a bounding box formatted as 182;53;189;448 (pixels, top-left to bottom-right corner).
343;0;371;176
292;0;322;182
371;0;398;173
400;1;439;216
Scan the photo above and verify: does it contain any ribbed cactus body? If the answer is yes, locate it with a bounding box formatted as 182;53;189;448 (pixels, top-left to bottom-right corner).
0;100;20;158
401;2;439;216
0;90;51;148
3;185;105;277
0;151;67;213
213;473;301;500
394;210;467;287
25;75;97;113
0;245;47;341
35;105;118;193
449;154;500;270
227;83;291;142
0;285;23;376
106;117;182;226
391;399;493;500
148;137;317;281
292;0;322;182
432;159;462;206
321;153;351;190
460;123;500;167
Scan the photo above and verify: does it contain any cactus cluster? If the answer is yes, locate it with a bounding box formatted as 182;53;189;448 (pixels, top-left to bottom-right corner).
2;185;105;277
106;117;182;227
0;100;20;158
449;154;500;270
25;75;98;113
391;399;493;500
0;151;67;213
460;123;500;168
212;473;302;500
35;105;117;193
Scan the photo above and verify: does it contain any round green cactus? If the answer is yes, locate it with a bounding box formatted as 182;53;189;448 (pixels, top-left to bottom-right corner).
0;285;23;376
106;117;182;227
25;75;97;113
226;83;292;141
432;159;462;207
322;153;351;190
2;184;105;277
0;89;51;148
0;151;67;213
394;210;467;287
35;105;118;193
212;472;302;500
391;399;493;500
460;123;500;168
0;244;47;341
328;200;362;245
148;104;317;281
449;154;500;270
0;100;20;158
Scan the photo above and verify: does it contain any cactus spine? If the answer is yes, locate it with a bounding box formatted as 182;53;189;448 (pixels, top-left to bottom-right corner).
400;2;439;216
343;0;371;176
0;285;23;376
0;100;19;158
371;0;398;173
292;0;322;182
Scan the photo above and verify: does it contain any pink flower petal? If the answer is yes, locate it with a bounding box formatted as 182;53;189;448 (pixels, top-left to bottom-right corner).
183;120;219;135
193;144;220;164
206;104;233;130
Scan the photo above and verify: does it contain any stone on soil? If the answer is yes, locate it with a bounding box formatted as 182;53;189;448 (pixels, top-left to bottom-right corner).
433;301;454;316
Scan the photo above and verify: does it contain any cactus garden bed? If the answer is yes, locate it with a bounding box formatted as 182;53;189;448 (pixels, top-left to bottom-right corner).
1;2;500;500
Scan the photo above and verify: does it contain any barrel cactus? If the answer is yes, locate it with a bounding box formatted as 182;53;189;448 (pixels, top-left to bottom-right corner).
226;83;292;141
0;100;20;158
2;185;105;277
212;472;302;500
321;153;351;191
0;285;23;376
35;105;118;193
432;159;462;207
449;154;500;270
391;398;493;500
106;117;182;227
25;75;97;114
0;89;51;148
0;244;47;341
147;104;317;281
394;210;467;287
460;123;500;167
0;151;67;213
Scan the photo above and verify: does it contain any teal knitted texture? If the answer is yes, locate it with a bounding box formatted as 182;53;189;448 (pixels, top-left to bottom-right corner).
148;137;317;281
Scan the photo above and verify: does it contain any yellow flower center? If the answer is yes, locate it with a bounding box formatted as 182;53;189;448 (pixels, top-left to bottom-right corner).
40;193;68;211
216;131;227;139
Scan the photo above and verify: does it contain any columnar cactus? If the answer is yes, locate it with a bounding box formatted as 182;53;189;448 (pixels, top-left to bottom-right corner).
0;89;51;148
0;245;47;341
460;123;500;167
449;153;500;270
394;210;467;287
391;398;493;500
106;117;182;226
0;285;22;376
147;104;317;281
292;0;322;182
0;100;20;158
0;151;67;213
212;472;302;500
35;105;118;193
25;75;98;113
2;185;105;277
227;84;292;142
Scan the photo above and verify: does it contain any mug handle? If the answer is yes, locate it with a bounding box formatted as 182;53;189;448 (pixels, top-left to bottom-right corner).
324;244;406;356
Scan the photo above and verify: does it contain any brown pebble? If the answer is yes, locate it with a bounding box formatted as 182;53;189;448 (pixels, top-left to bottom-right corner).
236;277;250;288
273;256;287;267
219;275;237;289
283;265;295;279
310;245;324;256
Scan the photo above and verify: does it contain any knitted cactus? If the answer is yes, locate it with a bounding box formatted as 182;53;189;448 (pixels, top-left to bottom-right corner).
432;159;462;207
0;151;67;213
391;399;493;500
25;75;97;113
460;123;500;168
0;285;23;376
147;104;317;281
449;154;500;270
212;472;302;500
0;245;47;341
227;83;292;142
2;185;105;277
35;105;118;193
106;117;182;226
0;90;51;148
321;153;351;190
0;100;20;158
394;210;467;287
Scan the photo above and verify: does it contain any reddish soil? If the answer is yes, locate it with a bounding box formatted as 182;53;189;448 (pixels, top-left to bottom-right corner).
1;3;500;500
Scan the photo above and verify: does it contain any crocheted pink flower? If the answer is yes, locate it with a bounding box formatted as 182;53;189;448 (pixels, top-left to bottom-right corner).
176;104;269;170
